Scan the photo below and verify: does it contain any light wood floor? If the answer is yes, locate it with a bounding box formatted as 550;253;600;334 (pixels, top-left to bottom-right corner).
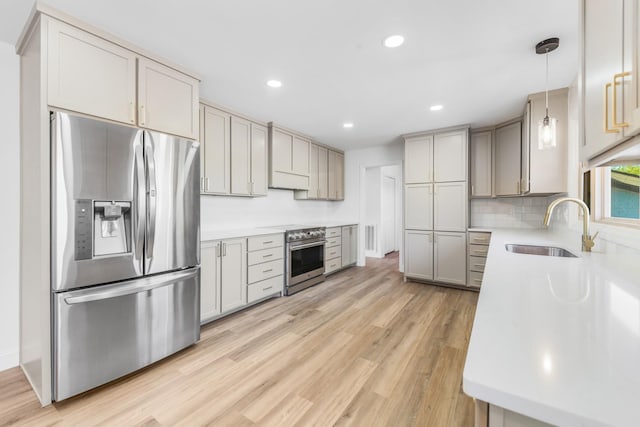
0;253;478;426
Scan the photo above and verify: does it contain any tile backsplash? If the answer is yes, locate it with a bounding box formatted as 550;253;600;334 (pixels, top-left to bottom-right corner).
470;196;563;229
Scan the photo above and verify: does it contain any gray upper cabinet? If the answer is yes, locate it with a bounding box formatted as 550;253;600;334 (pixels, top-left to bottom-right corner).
269;125;310;190
404;135;433;184
470;131;492;197
494;121;522;197
200;102;268;197
434;130;467;182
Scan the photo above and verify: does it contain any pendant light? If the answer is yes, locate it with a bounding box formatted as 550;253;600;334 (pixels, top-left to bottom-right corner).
536;37;559;150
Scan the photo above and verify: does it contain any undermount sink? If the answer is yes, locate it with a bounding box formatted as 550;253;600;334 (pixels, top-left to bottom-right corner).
505;244;578;258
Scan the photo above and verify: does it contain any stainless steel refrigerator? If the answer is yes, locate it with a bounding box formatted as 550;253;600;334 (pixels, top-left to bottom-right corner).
50;111;201;401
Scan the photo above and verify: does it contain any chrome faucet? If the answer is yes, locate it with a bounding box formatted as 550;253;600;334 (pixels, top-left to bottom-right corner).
543;197;598;252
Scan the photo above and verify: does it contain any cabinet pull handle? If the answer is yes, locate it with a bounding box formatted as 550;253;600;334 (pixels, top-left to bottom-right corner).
200;177;204;191
473;264;484;268
262;286;273;291
604;82;621;134
206;177;210;192
262;254;273;258
215;243;220;258
263;269;273;273
474;279;482;283
471;185;474;196
222;243;227;257
517;181;520;194
140;105;146;126
129;102;135;123
613;71;631;128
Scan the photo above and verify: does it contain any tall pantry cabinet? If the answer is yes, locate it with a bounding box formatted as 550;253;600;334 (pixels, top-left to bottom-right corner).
404;128;468;287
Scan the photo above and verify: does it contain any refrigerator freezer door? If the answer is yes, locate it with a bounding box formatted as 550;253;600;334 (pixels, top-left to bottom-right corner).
51;112;145;291
144;131;200;275
53;267;200;401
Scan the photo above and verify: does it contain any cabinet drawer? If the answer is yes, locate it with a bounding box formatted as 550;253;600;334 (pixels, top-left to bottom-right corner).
248;246;283;266
326;227;341;238
468;255;487;273
247;234;284;251
248;259;284;284
247;275;283;303
468;244;489;257
468;270;484;289
326;236;341;247
325;246;342;261
468;231;491;245
325;258;342;275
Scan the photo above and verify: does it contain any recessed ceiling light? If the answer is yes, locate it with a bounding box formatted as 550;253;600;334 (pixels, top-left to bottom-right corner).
430;105;444;111
266;80;282;88
343;122;354;128
383;35;405;48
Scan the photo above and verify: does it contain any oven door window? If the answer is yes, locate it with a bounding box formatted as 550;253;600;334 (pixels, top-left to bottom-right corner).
291;244;324;277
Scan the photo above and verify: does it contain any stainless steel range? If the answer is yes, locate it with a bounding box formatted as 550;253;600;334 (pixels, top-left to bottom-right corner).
268;225;326;295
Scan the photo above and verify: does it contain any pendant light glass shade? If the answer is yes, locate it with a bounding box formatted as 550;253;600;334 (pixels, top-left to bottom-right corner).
538;116;557;149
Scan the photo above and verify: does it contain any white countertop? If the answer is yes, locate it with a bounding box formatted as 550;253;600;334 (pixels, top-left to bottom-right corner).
463;228;640;427
319;221;358;228
201;228;283;242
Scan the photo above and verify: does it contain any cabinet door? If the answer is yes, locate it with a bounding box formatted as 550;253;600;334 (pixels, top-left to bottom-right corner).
470;131;492;197
336;153;345;200
202;106;231;194
341;226;357;266
200;241;221;322
328;150;338;200
349;226;358;264
494;121;522;196
250;123;268;196
434;131;467;182
521;101;531;194
404;135;433;183
434;182;467;231
307;144;319;199
292;136;310;176
271;129;293;173
405;184;433;230
231;116;251;196
138;58;199;139
434;232;466;286
220;238;247;313
404;230;433;281
318;146;329;199
47;19;136;125
583;0;625;159
623;0;640;136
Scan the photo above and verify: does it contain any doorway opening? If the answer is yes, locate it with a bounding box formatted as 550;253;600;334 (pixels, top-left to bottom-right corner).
362;165;402;269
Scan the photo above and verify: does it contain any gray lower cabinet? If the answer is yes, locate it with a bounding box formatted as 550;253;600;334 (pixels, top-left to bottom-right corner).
201;233;283;324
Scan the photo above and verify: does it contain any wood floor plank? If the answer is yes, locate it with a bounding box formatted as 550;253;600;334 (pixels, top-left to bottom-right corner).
0;253;478;427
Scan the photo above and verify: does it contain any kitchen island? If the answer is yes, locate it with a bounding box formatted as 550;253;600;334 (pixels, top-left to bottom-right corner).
463;229;640;427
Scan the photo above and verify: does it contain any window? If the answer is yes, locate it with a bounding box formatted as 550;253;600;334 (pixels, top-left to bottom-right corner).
609;165;640;219
592;164;640;223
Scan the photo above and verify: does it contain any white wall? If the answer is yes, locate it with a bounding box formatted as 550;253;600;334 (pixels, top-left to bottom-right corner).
335;142;404;268
0;41;20;372
200;188;344;230
364;167;381;257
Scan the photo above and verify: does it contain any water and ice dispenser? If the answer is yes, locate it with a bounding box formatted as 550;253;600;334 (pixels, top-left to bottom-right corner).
75;200;132;260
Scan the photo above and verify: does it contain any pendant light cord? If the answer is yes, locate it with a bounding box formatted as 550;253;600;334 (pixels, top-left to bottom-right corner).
545;48;549;117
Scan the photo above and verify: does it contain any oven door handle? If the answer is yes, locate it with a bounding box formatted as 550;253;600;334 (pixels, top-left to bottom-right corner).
290;240;326;250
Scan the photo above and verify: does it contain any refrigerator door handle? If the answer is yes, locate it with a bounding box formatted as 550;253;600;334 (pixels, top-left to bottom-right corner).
64;267;199;305
145;133;158;266
134;134;146;261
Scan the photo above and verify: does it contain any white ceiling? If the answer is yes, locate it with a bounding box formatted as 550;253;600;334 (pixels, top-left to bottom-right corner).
0;0;579;150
